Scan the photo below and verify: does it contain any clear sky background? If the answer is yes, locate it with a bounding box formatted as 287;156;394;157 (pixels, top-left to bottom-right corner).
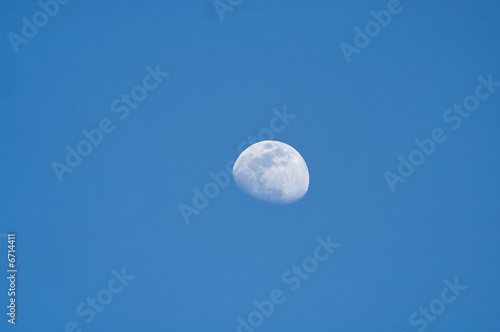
1;0;500;331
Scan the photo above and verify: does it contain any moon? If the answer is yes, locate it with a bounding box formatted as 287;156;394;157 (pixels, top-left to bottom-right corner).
232;140;309;203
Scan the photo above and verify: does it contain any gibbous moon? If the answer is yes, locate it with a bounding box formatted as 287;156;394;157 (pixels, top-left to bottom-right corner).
233;140;309;203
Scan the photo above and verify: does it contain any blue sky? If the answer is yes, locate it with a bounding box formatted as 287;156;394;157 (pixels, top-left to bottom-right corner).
1;0;500;331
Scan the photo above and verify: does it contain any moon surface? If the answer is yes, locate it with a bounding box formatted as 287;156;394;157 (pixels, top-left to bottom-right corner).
233;140;309;203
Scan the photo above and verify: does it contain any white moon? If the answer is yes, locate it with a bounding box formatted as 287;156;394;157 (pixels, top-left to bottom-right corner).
233;140;309;203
